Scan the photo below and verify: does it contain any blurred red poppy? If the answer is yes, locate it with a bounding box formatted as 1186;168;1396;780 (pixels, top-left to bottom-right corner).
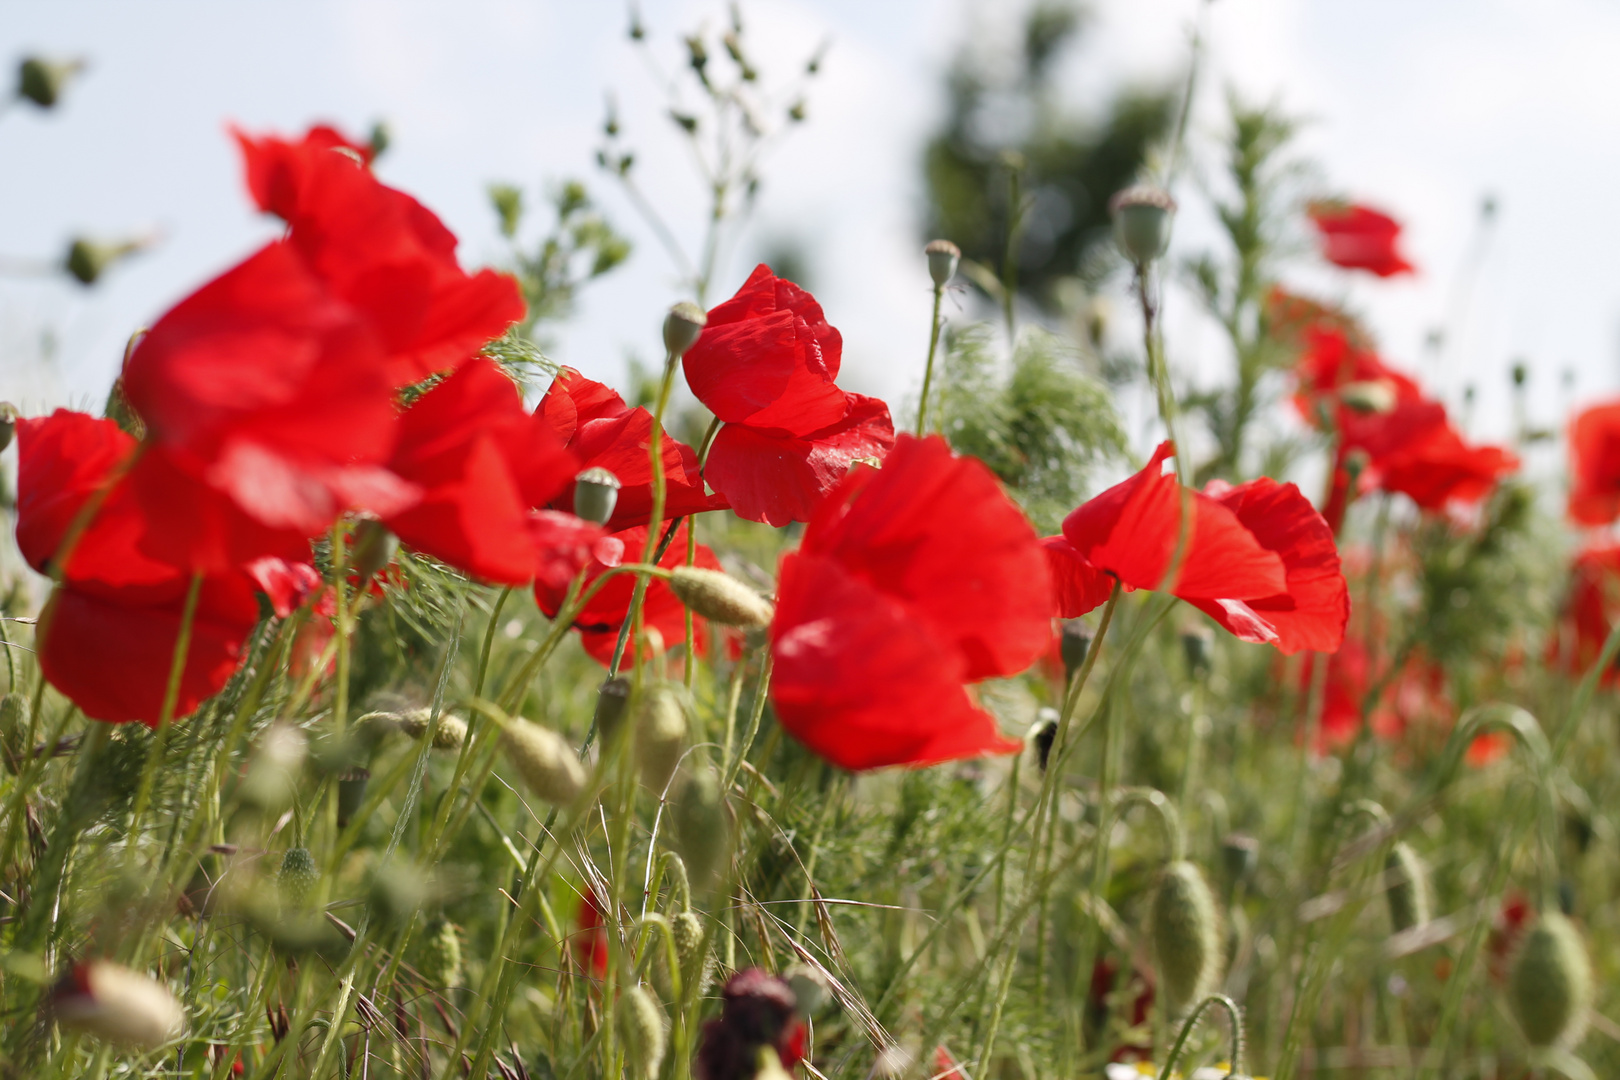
1307;201;1415;277
683;266;896;526
1550;542;1620;684
1291;326;1422;429
384;358;579;584
770;434;1050;770
235;125;525;385
533;521;721;667
1060;442;1348;654
1568;401;1620;526
539;368;728;531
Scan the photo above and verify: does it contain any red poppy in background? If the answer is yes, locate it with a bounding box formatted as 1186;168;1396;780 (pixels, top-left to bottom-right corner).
770;434;1050;770
682;266;896;526
1307;201;1415;277
384;358;579;584
1291;326;1421;429
572;888;609;980
235;125;525;385
1058;442;1348;654
539;368;728;532
534;521;722;667
1551;542;1620;684
1568;401;1620;526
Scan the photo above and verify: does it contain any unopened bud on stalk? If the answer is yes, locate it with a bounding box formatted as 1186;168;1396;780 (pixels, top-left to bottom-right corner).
673;910;715;997
574;466;623;526
103;377;146;439
501;717;586;805
1220;833;1259;887
669;566;774;628
0;402;16;453
1180;625;1214;680
1109;186;1177;267
65;237;143;286
418;917;464;989
335;767;370;828
1150;860;1222;1015
1059;620;1092;678
1509;911;1592;1047
1028;710;1058;772
349;518;396;581
277;847;319;911
673;767;729;893
664;301;708;359
636;684;689;790
924;239;960;288
594;676;633;744
17;56;84;109
618;982;669;1080
395;708;467;750
1384;842;1431;933
51;960;183;1050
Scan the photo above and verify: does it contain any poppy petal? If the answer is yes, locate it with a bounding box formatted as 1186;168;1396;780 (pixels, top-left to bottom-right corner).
1040;536;1115;618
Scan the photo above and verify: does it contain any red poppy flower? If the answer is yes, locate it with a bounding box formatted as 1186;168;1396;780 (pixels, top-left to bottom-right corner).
1332;393;1517;516
1041;535;1115;618
682;266;896;526
1568;401;1620;526
1307;201;1415;277
1551;542;1620;684
770;435;1050;770
539;368;728;531
533;521;722;667
572;888;609;979
1060;442;1348;654
235;125;525;385
383;358;578;584
1291;326;1422;430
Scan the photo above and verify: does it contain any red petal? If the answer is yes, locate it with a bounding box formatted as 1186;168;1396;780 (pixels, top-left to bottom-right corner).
771;552;1022;770
797;434;1052;681
14;410;137;577
1040;536;1115;618
1569;401;1620;526
1307;202;1416;277
529;510;607;594
704;393;895;526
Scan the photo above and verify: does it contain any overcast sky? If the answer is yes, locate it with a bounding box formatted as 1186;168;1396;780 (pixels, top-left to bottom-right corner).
2;0;1617;466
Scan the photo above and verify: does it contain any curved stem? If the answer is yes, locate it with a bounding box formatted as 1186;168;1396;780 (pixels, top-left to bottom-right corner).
1112;787;1185;863
1157;993;1245;1080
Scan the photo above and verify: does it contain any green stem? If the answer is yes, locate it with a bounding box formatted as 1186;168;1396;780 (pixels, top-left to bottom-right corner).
127;571;204;855
916;283;945;437
475;586;513;699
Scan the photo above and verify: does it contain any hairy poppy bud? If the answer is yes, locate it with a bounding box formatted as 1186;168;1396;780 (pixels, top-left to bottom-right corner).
1384;842;1431;933
417;916;463;990
65;237;142;286
636;684;689;791
674;910;715;997
335;767;370;828
52;960;183;1050
1109;186;1177;267
669;566;774;628
1059;619;1093;678
673;767;729;894
17;56;83;109
594;676;633;745
664;301;708;359
0;401;16;453
618;983;669;1080
277;847;319;911
501;717;586;805
349;518;397;582
924;239;960;288
574;466;623;526
1150;860;1222;1015
1509;911;1592;1047
395;708;467;750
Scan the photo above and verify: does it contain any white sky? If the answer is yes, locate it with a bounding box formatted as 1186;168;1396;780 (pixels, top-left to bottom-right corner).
2;0;1617;466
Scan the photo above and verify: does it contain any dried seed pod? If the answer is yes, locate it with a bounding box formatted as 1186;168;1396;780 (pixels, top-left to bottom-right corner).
618;982;669;1080
51;960;184;1050
636;685;689;791
1384;842;1431;933
1150;860;1222;1015
1509;911;1592;1047
277;847;318;911
669;566;774;628
501;718;586;806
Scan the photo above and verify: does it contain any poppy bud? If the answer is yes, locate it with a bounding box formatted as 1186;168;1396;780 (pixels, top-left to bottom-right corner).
1180;625;1213;679
1150;860;1222;1015
1384;842;1431;933
636;684;689;791
0;401;16;453
1109;186;1177;267
17;56;83;109
1219;833;1259;888
64;237;143;286
669;566;774;628
1337;379;1398;415
395;708;468;750
1059;619;1093;678
673;767;729;894
417;916;463;990
595;676;633;744
574;466;623;526
1028;710;1058;772
349;518;396;582
277;847;319;911
618;982;669;1080
787;100;807;123
674;910;716;997
501;717;586;806
102;378;145;439
664;301;708;359
924;239;960;288
368;120;391;161
1508;911;1592;1047
51;960;184;1050
335;767;370;828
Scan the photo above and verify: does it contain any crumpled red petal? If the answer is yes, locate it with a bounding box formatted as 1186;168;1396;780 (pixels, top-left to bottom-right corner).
1041;535;1116;618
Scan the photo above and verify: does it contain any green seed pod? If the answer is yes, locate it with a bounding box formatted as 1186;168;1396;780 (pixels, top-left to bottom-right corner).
395;708;467;750
349;518;397;581
668;566;774;628
924;239;960;287
1384;843;1431;933
1109;186;1177;267
663;301;707;359
617;982;668;1080
574;466;623;526
1150;860;1222;1015
1508;912;1592;1047
65;238;141;286
17;56;82;109
278;848;319;912
594;677;633;745
501;718;586;806
417;917;464;990
636;685;689;791
672;768;729;895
